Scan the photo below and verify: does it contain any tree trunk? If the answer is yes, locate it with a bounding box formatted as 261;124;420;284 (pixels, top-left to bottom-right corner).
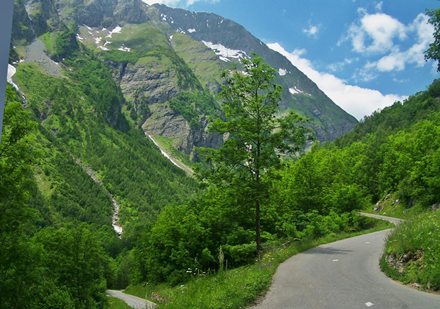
255;197;262;258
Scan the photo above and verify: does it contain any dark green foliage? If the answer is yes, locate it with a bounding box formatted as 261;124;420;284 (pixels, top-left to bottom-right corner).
0;87;40;308
33;225;109;307
1;87;110;308
102;50;139;64
141;183;374;286
64;51;128;129
425;8;440;71
53;25;79;60
14;52;196;228
5;36;197;303
222;243;256;268
287;79;440;214
169;91;220;128
201;55;310;254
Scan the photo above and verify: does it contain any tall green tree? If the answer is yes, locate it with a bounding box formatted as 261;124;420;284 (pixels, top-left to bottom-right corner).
202;55;309;255
425;8;440;71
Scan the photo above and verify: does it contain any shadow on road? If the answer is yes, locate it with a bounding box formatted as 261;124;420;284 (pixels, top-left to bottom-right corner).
304;246;352;255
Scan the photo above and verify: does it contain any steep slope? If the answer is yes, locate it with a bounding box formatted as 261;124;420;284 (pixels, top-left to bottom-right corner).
11;0;357;162
148;4;358;140
10;39;197;236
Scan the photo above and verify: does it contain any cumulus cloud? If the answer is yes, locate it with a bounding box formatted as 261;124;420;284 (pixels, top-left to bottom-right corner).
345;13;406;54
356;13;434;75
268;42;406;120
142;0;219;6
303;24;320;38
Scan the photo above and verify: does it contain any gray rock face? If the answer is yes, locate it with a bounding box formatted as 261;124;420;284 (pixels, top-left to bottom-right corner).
143;105;222;157
114;0;146;24
119;64;179;105
187;118;223;159
12;0;35;44
115;62;222;157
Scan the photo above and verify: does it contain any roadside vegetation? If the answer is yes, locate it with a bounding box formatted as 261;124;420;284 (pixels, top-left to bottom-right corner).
382;211;440;291
125;216;390;309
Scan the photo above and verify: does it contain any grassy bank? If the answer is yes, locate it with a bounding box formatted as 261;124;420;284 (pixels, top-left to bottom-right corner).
364;193;425;219
106;297;131;309
125;218;392;309
381;210;440;291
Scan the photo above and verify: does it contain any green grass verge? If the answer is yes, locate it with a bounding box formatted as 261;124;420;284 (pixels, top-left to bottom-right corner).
125;219;392;308
106;297;131;309
382;210;440;291
364;194;425;219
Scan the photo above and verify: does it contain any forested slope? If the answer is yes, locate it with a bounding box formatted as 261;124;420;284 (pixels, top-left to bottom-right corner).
282;79;440;211
1;34;197;307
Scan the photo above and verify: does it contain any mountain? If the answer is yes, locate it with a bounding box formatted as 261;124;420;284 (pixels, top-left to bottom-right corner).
151;4;358;139
10;0;357;162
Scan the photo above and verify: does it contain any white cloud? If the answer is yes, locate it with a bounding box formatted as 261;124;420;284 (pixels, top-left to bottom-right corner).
268;42;406;120
376;51;406;72
142;0;219;6
358;13;434;74
346;13;406;54
303;24;320;38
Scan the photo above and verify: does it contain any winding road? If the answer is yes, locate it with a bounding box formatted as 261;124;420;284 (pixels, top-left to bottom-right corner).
107;290;156;309
252;214;440;309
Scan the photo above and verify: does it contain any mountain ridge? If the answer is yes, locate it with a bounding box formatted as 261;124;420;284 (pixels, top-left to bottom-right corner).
11;0;357;157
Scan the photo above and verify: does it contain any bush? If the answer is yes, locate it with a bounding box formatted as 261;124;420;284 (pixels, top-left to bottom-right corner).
222;244;256;268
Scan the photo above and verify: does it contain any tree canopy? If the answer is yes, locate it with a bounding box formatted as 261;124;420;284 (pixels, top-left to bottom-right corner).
201;55;310;254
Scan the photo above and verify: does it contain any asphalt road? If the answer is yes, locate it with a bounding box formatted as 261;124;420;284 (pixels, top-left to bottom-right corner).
252;224;440;308
107;290;156;309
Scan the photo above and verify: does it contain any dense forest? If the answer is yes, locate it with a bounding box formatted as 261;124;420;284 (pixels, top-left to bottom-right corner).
1;31;197;307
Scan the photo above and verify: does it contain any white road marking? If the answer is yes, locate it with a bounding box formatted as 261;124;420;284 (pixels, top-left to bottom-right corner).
365;241;371;244
332;259;339;262
365;302;374;307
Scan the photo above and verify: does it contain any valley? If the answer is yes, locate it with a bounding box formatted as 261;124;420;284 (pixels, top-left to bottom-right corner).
1;1;439;308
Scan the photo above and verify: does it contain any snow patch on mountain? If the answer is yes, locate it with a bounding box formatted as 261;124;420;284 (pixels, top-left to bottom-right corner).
202;41;247;61
118;45;131;52
106;26;122;38
279;68;287;76
289;87;299;95
289;86;311;96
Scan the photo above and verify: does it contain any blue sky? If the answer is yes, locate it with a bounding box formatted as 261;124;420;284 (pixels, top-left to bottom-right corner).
143;0;439;119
